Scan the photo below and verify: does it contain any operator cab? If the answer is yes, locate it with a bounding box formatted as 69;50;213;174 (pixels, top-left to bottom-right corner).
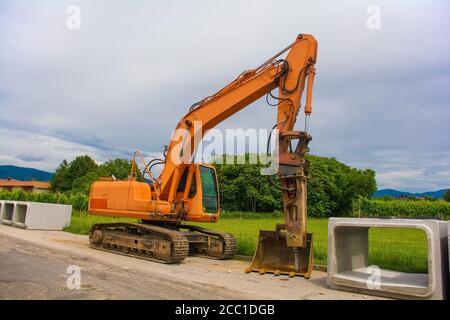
175;164;220;221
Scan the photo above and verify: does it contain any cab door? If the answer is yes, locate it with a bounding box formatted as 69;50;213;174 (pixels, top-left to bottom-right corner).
180;164;220;222
198;165;219;214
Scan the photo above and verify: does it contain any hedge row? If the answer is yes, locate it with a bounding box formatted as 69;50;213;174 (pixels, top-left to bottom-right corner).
2;189;449;220
352;197;450;220
0;190;88;211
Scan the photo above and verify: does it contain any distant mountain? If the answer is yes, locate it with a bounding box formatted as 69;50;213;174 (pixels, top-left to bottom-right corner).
416;189;449;198
373;188;449;199
373;189;413;198
0;165;54;181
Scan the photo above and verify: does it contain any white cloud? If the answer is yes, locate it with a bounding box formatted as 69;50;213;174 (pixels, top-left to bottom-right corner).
363;150;450;192
377;168;425;189
0;128;105;171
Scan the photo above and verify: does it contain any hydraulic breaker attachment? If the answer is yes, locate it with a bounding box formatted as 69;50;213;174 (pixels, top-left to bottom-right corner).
247;130;314;278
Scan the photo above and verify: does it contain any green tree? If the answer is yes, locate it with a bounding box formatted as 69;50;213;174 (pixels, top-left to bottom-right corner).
101;159;134;180
51;156;97;192
306;155;376;217
213;153;376;216
50;159;69;191
443;189;450;202
52;156;143;194
71;158;142;194
214;154;282;212
71;170;103;194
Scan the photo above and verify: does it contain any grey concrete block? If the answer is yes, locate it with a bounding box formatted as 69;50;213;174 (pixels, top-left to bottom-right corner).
12;201;72;230
327;218;449;300
0;201;15;226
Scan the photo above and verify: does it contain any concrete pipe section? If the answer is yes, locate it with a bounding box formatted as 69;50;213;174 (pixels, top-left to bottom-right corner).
1;201;15;226
0;201;72;230
327;218;448;300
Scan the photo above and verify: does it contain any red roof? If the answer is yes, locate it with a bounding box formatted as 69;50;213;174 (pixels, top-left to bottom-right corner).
0;178;50;189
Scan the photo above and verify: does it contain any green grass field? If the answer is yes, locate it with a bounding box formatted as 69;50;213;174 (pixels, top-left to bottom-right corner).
66;212;429;273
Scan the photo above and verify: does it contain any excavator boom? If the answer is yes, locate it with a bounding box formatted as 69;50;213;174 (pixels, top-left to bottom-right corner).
159;34;317;198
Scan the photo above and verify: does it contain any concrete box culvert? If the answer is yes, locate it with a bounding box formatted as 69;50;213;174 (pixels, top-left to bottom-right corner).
11;201;72;230
327;218;449;300
12;202;29;228
1;201;15;226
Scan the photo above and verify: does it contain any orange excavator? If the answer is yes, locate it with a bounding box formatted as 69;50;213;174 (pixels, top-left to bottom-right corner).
88;34;317;277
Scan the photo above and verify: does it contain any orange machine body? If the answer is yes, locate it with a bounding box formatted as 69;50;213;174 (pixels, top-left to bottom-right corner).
89;164;220;223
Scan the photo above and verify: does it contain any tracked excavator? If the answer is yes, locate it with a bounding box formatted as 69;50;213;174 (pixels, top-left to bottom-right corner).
88;34;317;278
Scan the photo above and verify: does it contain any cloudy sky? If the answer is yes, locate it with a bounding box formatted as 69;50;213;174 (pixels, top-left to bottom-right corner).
0;0;449;192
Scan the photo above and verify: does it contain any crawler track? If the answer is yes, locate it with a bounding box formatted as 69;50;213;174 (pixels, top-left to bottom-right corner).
89;222;237;264
89;222;189;264
180;224;237;259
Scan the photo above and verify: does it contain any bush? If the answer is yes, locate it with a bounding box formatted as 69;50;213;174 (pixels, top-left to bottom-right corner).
0;190;88;211
31;192;58;203
443;189;450;202
68;193;89;211
352;197;450;220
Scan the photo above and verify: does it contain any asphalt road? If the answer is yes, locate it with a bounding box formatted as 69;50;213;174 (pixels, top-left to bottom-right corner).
0;224;380;300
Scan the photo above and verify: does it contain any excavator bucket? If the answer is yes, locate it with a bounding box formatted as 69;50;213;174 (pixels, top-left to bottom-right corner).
246;228;313;279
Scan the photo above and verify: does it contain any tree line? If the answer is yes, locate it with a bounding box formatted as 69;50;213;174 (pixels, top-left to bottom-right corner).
50;156;142;194
44;153;377;217
214;154;376;217
353;196;450;220
5;154;447;219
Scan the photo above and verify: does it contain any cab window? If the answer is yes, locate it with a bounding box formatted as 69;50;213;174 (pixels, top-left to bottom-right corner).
176;168;196;198
199;166;218;213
